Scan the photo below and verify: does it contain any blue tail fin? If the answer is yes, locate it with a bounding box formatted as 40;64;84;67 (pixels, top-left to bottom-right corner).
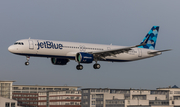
139;26;159;50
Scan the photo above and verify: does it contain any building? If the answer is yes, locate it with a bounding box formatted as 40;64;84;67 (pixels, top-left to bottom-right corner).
0;96;22;107
158;85;180;106
0;81;15;99
81;86;180;107
12;85;81;107
0;81;81;107
38;90;81;107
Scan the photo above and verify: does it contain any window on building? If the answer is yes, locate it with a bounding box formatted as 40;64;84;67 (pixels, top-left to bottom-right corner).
104;89;109;93
174;91;180;94
96;101;103;104
84;102;88;105
155;97;157;100
13;87;19;90
62;88;69;91
96;89;100;92
110;90;115;93
92;94;96;99
11;103;15;107
54;88;61;91
91;89;95;92
92;101;95;105
149;101;169;105
170;91;173;94
70;102;74;105
125;96;130;100
174;96;180;100
83;90;88;93
83;96;88;99
30;88;37;90
22;87;29;90
132;95;146;100
96;94;103;98
46;88;53;91
22;91;29;93
5;103;10;107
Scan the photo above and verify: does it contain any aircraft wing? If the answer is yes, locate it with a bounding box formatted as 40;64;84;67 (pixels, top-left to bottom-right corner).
89;34;150;59
89;44;145;59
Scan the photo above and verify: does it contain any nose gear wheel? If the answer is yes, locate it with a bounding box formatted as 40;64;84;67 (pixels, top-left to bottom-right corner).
25;56;30;66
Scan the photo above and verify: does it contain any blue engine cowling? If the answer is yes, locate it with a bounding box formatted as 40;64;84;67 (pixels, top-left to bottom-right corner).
51;58;69;65
75;52;94;63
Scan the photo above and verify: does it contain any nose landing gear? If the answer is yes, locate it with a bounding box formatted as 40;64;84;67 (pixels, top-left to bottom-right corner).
25;56;30;66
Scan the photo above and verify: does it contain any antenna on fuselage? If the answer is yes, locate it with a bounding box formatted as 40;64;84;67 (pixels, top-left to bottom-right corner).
29;37;31;39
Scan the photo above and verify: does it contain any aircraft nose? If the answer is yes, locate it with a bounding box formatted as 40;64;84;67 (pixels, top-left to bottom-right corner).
8;45;16;53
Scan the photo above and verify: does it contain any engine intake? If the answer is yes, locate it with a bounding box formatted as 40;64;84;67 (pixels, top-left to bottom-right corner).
51;58;69;65
75;52;93;63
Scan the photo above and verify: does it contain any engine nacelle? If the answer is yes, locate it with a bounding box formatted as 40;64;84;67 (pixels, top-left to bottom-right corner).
75;52;93;63
51;58;69;65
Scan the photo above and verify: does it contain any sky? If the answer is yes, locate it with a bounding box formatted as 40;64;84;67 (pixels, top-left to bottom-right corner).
0;0;179;89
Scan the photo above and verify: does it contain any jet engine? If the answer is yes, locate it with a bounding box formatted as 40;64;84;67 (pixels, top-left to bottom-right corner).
75;52;94;63
51;58;69;65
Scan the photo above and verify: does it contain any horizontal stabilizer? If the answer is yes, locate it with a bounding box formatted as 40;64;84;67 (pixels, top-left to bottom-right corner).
148;49;172;54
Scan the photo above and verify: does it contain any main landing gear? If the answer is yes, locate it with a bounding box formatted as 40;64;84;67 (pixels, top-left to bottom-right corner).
76;62;101;70
76;64;83;70
25;56;30;66
93;63;101;69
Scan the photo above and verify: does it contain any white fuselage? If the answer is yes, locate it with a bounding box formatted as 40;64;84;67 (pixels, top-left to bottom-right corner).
8;39;159;62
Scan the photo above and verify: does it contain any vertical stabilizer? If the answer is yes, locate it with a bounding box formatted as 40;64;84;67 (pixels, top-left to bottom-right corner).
139;26;159;50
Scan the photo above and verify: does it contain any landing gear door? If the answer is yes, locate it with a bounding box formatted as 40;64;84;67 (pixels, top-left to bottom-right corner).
138;48;142;57
28;40;34;50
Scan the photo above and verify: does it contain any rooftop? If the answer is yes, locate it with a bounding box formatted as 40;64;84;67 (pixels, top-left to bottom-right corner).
157;85;179;89
82;88;169;92
13;85;81;88
0;80;16;82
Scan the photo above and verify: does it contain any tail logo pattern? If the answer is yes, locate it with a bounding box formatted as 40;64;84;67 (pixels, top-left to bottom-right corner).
139;26;159;50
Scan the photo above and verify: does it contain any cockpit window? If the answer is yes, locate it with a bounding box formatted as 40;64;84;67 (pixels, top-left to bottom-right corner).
14;42;24;45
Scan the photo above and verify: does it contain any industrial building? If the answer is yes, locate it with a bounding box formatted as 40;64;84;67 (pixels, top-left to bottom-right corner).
81;86;180;107
0;81;81;107
38;90;81;107
2;80;180;107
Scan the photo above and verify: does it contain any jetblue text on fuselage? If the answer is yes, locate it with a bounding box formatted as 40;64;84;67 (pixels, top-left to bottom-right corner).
37;41;63;50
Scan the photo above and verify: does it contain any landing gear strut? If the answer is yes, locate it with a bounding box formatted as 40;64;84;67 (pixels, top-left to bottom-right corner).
76;64;83;70
25;56;30;66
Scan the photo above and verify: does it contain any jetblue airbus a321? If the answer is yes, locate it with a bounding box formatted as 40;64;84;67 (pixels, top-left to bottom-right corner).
8;26;171;70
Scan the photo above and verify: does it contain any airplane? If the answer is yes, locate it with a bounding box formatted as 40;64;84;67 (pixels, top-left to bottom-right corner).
8;26;171;70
